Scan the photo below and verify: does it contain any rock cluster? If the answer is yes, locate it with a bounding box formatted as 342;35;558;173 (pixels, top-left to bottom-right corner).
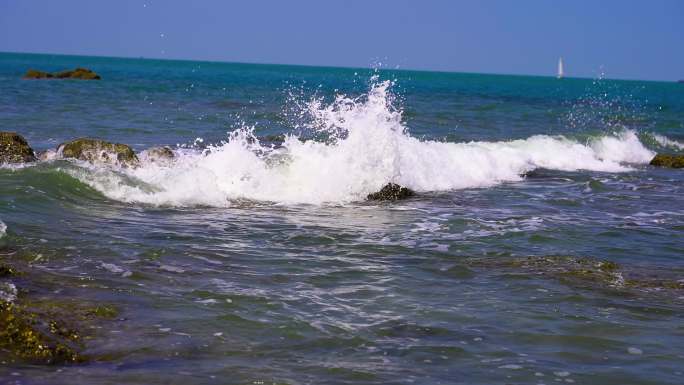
0;131;165;168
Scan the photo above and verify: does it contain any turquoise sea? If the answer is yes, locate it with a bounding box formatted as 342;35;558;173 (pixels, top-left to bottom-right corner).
1;52;684;384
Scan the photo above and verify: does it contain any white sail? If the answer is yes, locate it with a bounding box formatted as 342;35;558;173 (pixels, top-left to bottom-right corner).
557;57;564;79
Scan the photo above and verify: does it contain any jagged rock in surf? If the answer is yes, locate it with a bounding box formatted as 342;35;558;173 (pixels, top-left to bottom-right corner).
0;132;37;164
23;67;101;80
58;138;138;167
367;183;416;201
257;134;286;147
650;153;684;168
140;146;175;164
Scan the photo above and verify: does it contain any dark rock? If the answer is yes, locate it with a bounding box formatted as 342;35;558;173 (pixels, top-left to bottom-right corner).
23;67;100;80
367;183;416;201
58;138;138;167
650;153;684;168
0;132;37;164
258;134;286;145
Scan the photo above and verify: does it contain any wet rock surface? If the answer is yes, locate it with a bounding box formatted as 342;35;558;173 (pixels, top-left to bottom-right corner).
0;132;37;164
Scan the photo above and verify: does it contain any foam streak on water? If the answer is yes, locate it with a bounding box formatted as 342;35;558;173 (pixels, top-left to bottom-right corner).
69;81;654;206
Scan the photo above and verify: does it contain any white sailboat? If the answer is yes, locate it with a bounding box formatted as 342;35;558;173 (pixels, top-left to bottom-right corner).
557;57;564;79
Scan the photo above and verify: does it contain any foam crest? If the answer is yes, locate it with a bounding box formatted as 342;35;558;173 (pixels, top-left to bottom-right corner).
68;80;655;206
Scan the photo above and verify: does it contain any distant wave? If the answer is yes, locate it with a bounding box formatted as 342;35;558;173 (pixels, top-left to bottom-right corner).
652;133;684;150
56;79;655;206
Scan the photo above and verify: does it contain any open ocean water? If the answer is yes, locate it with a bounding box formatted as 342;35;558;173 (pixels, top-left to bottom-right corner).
1;52;684;384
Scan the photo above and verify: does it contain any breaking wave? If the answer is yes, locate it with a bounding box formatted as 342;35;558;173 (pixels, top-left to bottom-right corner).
63;79;655;206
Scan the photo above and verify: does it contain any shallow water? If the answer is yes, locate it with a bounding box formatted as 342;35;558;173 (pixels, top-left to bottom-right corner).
1;52;684;384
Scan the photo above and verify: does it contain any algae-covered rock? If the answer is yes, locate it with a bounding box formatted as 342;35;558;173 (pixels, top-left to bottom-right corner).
0;131;37;164
367;183;416;201
58;138;138;167
650;153;684;168
23;69;53;79
23;67;100;80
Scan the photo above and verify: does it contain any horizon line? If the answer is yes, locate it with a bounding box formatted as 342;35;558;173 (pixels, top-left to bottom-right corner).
0;50;677;84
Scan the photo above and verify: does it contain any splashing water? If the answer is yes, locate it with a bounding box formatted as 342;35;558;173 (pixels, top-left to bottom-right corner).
0;282;17;303
66;80;655;206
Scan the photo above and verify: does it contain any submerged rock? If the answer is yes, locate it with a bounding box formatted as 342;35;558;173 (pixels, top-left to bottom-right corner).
0;131;37;164
650;153;684;168
466;256;684;292
0;257;121;365
58;138;138;167
23;67;101;80
367;183;416;201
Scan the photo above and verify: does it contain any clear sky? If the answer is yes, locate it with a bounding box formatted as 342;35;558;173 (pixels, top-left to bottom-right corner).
1;0;682;81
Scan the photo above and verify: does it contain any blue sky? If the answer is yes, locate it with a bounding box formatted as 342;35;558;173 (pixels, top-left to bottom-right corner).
1;0;682;80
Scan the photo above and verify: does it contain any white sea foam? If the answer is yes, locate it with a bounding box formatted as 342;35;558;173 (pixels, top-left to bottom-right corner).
653;134;684;150
0;219;6;238
66;80;655;206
